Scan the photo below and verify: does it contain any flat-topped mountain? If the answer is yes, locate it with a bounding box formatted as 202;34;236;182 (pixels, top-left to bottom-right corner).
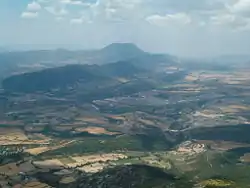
0;43;146;66
98;43;146;61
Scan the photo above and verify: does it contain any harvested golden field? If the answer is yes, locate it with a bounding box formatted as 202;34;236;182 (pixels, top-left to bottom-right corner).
219;105;250;113
117;77;130;83
75;126;119;135
220;72;250;84
199;179;234;188
67;153;127;168
78;162;107;173
60;176;76;184
185;75;198;81
240;153;250;163
76;117;107;124
228;105;249;110
68;153;127;173
0;163;20;175
106;114;126;121
25;147;50;155
25;140;75;155
32;153;127;173
138;118;155;126
33;159;64;169
0;128;27;140
59;157;76;164
185;70;250;84
194;110;223;118
22;181;52;188
141;155;171;170
0;128;50;146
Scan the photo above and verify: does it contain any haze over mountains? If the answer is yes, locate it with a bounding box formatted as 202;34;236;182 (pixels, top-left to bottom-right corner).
1;43;184;95
0;43;146;65
2;42;250;187
0;43;180;90
3;0;250;186
2;42;250;94
0;43;179;80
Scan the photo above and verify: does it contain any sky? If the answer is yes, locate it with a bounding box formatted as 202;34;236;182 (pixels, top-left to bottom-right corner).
0;0;250;57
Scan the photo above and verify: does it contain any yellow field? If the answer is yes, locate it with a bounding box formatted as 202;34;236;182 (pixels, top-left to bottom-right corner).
69;153;127;172
60;176;76;184
138;118;155;126
33;159;64;168
200;179;234;187
75;126;119;135
185;75;198;81
117;77;130;83
22;181;52;188
219;105;249;113
25;147;50;155
227;105;249;110
33;153;127;173
106;114;126;121
0;128;50;146
0;163;20;176
70;153;127;166
185;70;250;86
25;140;75;155
0;128;28;140
240;153;250;163
78;162;107;173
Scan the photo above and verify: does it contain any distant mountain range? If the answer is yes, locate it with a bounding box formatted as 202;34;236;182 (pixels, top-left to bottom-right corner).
0;43;178;81
2;61;147;93
0;43;180;92
0;43;147;66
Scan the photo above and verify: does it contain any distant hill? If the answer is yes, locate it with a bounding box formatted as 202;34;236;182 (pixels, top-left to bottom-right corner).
0;43;180;91
0;43;146;66
2;62;147;93
2;64;100;92
0;43;178;75
97;43;146;63
101;61;147;77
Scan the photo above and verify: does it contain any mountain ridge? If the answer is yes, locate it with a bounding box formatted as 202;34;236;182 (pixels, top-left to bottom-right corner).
0;43;147;65
1;62;147;93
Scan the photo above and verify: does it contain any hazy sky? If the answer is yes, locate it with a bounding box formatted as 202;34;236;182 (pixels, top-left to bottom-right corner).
1;0;250;57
